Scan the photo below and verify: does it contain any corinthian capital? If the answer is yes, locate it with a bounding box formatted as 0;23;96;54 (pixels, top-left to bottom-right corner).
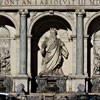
19;9;28;15
76;9;85;16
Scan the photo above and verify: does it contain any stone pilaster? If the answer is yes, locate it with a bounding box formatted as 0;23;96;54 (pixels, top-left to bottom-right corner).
76;9;85;75
19;9;28;75
12;10;29;93
84;35;89;75
72;35;76;75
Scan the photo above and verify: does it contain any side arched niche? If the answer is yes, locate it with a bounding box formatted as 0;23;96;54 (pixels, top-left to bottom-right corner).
30;14;72;92
87;15;100;77
0;14;17;75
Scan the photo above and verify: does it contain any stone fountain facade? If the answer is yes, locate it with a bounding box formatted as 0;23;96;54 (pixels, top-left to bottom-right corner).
0;0;99;95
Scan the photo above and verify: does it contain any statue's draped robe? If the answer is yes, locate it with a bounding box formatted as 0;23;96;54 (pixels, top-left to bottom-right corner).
41;38;68;74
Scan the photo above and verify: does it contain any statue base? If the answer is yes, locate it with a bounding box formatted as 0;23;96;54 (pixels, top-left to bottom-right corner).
67;75;88;93
36;75;68;93
92;75;100;92
13;75;29;93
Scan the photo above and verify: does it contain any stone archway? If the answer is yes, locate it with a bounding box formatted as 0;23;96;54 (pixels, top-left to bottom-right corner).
30;14;72;92
83;12;100;92
87;15;100;77
0;14;17;92
87;16;100;92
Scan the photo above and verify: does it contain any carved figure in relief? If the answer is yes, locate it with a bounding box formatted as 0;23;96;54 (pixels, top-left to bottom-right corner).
39;28;69;76
93;48;100;75
0;48;10;74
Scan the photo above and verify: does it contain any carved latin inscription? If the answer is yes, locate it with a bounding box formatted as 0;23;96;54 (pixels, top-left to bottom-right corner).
0;0;100;6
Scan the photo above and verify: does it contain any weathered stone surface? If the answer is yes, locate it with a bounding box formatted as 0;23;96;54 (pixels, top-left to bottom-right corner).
0;0;100;93
0;77;6;92
36;75;67;93
92;75;100;93
3;77;13;92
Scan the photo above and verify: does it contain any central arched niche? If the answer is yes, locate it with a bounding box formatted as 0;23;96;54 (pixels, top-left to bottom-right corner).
87;16;100;77
31;15;72;92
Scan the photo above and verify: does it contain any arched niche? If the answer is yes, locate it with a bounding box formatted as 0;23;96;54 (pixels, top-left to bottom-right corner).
30;15;72;92
87;16;100;77
0;15;17;75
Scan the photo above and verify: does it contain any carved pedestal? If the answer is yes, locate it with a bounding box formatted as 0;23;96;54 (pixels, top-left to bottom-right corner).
13;75;29;93
36;75;68;93
67;75;88;93
92;75;100;93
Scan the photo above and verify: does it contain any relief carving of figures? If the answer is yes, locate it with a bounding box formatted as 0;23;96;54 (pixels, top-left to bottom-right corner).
0;26;11;74
93;48;100;75
0;48;10;74
39;28;69;76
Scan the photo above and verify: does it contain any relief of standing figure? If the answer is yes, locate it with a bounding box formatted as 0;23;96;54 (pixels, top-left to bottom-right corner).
39;28;69;76
93;48;100;75
0;48;10;74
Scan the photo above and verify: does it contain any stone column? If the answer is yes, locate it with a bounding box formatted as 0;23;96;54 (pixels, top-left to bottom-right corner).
76;10;85;75
19;9;28;75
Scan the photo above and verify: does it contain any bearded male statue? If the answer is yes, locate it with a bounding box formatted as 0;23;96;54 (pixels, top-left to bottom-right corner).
39;28;69;76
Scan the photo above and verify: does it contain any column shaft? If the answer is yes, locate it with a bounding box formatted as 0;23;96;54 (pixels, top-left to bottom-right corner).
76;12;84;75
19;10;28;74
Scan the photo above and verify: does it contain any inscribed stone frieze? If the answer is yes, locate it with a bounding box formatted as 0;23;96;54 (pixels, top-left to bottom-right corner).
0;0;100;6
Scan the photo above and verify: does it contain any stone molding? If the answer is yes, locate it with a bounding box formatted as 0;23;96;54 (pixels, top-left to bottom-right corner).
28;11;74;36
72;35;89;37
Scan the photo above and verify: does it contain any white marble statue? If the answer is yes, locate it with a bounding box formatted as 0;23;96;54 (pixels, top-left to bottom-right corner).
39;28;69;76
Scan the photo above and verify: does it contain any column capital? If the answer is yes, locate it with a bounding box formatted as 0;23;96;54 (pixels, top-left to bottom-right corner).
19;9;28;15
76;9;85;16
